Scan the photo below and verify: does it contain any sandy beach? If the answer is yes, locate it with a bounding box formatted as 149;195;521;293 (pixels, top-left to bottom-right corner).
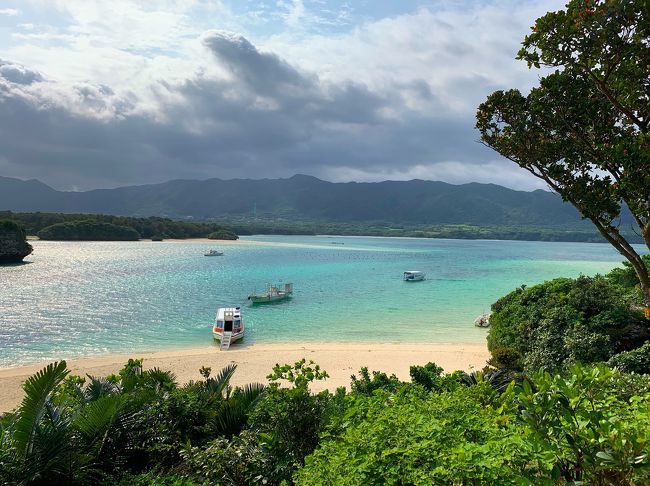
0;342;489;413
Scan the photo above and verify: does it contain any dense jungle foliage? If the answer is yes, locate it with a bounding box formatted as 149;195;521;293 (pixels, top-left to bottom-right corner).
488;255;650;373
2;356;650;485
0;211;238;241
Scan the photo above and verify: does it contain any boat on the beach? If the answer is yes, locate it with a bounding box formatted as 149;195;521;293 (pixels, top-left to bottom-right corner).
248;283;293;303
474;313;491;328
403;271;425;281
213;307;244;350
204;249;224;256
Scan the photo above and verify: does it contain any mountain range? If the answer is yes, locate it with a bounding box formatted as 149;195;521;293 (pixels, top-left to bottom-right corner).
0;174;593;227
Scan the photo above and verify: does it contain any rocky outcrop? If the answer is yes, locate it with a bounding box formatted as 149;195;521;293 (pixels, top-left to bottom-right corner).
0;220;33;263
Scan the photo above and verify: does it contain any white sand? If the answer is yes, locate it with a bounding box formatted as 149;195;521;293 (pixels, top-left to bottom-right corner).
0;342;489;413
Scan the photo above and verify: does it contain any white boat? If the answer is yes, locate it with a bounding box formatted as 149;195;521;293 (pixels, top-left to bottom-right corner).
204;249;224;256
403;271;425;281
213;307;244;350
474;313;491;328
248;283;293;303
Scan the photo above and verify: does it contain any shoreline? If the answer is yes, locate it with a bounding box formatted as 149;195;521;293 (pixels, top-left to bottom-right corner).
0;342;489;413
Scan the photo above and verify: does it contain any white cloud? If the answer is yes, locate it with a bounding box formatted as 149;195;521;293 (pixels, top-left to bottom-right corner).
0;1;566;190
0;8;20;16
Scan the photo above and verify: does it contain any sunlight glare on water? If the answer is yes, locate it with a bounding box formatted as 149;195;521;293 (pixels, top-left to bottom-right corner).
0;235;638;366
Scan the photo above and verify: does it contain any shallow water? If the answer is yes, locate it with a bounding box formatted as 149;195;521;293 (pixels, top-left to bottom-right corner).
0;235;640;366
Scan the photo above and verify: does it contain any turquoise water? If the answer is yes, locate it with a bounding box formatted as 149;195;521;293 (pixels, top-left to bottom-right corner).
0;235;641;367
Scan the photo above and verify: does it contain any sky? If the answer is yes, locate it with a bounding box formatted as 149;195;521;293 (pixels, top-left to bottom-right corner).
0;0;566;191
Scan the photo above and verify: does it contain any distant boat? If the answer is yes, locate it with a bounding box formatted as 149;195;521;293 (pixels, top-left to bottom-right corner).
403;271;425;281
213;307;244;350
474;313;490;328
204;249;224;256
248;283;293;303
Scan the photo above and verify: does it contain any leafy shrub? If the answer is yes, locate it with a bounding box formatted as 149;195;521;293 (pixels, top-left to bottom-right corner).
245;360;332;484
487;346;523;371
504;364;650;484
296;384;531;485
608;341;650;374
409;362;464;393
350;367;401;395
488;275;648;372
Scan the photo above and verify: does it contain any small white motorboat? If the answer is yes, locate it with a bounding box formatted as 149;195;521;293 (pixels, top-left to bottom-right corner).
248;283;293;303
213;307;244;350
474;313;491;328
403;271;425;281
204;249;224;256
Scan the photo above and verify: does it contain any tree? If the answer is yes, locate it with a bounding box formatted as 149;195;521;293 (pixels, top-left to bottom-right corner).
476;0;650;308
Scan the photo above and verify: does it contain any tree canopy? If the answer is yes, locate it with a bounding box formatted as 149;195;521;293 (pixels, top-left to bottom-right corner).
476;0;650;306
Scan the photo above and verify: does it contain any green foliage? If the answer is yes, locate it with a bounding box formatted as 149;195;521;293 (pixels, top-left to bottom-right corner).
241;360;334;483
37;220;141;241
409;362;464;393
223;216;634;243
0;360;263;485
505;364;650;484
178;432;263;485
296;384;529;485
608;341;650;375
0;219;27;238
488;275;649;372
5;356;650;485
207;229;237;240
487;346;523;371
350;367;401;395
1;211;237;240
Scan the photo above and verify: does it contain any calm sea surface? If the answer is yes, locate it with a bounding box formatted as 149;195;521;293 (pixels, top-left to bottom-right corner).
0;235;640;367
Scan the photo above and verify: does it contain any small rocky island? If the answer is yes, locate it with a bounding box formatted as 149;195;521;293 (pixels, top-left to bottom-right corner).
0;220;33;263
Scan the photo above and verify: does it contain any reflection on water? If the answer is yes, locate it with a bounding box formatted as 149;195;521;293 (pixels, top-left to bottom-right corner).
0;235;636;366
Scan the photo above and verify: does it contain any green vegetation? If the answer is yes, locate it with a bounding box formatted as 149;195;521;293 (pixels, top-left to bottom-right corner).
0;211;238;241
219;217;640;243
0;219;33;263
488;256;650;373
207;229;238;240
477;0;650;306
3;357;650;485
37;221;141;241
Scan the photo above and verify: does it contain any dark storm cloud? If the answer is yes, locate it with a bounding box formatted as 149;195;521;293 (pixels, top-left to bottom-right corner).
0;35;498;190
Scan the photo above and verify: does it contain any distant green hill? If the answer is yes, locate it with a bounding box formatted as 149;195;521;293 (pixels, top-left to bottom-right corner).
0;175;638;242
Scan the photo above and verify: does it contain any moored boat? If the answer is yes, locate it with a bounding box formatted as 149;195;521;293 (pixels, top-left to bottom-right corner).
403;271;425;281
204;249;224;256
474;313;491;328
213;307;244;350
248;283;293;303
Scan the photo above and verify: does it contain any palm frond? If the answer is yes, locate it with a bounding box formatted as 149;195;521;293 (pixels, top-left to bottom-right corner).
142;367;178;392
215;383;265;437
13;361;69;457
74;395;123;443
203;363;237;398
84;375;120;402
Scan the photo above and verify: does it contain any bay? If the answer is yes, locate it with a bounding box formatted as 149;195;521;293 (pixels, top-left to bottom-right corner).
0;235;638;367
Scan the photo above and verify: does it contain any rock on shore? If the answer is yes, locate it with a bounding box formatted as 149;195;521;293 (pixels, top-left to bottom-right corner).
0;220;33;263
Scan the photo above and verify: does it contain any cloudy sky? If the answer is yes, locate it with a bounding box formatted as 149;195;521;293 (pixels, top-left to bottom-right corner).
0;0;564;191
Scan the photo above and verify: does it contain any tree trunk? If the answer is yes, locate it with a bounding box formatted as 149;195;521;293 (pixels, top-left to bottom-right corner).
630;257;650;309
